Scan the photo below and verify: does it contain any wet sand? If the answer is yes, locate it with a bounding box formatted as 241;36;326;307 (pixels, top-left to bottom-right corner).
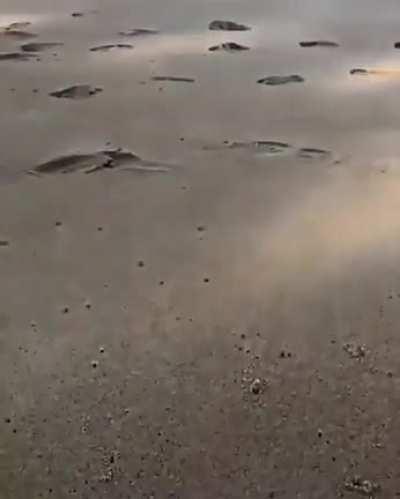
1;0;400;497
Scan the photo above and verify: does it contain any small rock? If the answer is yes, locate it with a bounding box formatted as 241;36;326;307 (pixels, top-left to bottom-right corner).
71;12;84;17
62;306;69;314
299;40;339;47
257;75;305;86
343;342;367;359
209;20;250;31
49;84;103;99
0;240;10;247
344;475;380;496
250;378;262;394
209;42;250;52
137;260;145;268
91;360;99;368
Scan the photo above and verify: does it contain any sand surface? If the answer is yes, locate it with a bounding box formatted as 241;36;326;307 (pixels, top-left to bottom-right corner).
1;0;400;497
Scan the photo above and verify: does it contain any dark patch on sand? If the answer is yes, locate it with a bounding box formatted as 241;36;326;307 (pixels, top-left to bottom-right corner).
49;85;103;99
208;42;250;52
118;28;158;37
297;147;331;159
209;20;250;31
0;240;10;247
257;75;305;85
395;42;400;49
0;29;37;40
299;40;339;47
71;12;84;17
21;42;64;53
229;140;292;155
30;148;171;175
90;44;133;52
151;76;195;83
0;52;35;61
350;68;369;75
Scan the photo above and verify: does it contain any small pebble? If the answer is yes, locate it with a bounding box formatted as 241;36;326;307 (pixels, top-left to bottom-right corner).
197;226;206;232
0;240;10;247
62;307;69;314
55;221;62;227
137;261;145;268
159;281;165;286
91;360;99;368
203;277;210;283
99;346;105;354
250;378;262;395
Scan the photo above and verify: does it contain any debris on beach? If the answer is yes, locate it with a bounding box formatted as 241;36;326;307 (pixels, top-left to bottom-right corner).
0;52;35;61
228;140;292;155
344;475;380;496
297;147;331;159
49;84;103;99
29;148;171;176
209;20;251;31
118;28;158;37
299;40;339;47
209;42;250;52
151;76;195;83
21;42;64;52
249;378;262;395
343;342;367;360
90;43;133;52
257;75;305;85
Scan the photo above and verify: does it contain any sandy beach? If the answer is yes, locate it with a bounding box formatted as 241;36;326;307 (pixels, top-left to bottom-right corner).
1;0;400;497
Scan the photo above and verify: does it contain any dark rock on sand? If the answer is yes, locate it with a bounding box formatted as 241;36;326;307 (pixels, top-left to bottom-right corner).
208;42;250;52
299;40;339;47
209;20;250;31
90;44;133;52
0;52;35;61
394;42;400;48
151;76;195;83
350;68;369;75
21;42;64;53
257;75;305;85
0;240;10;247
118;28;158;37
30;148;171;175
71;12;84;17
297;147;331;159
49;85;103;99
